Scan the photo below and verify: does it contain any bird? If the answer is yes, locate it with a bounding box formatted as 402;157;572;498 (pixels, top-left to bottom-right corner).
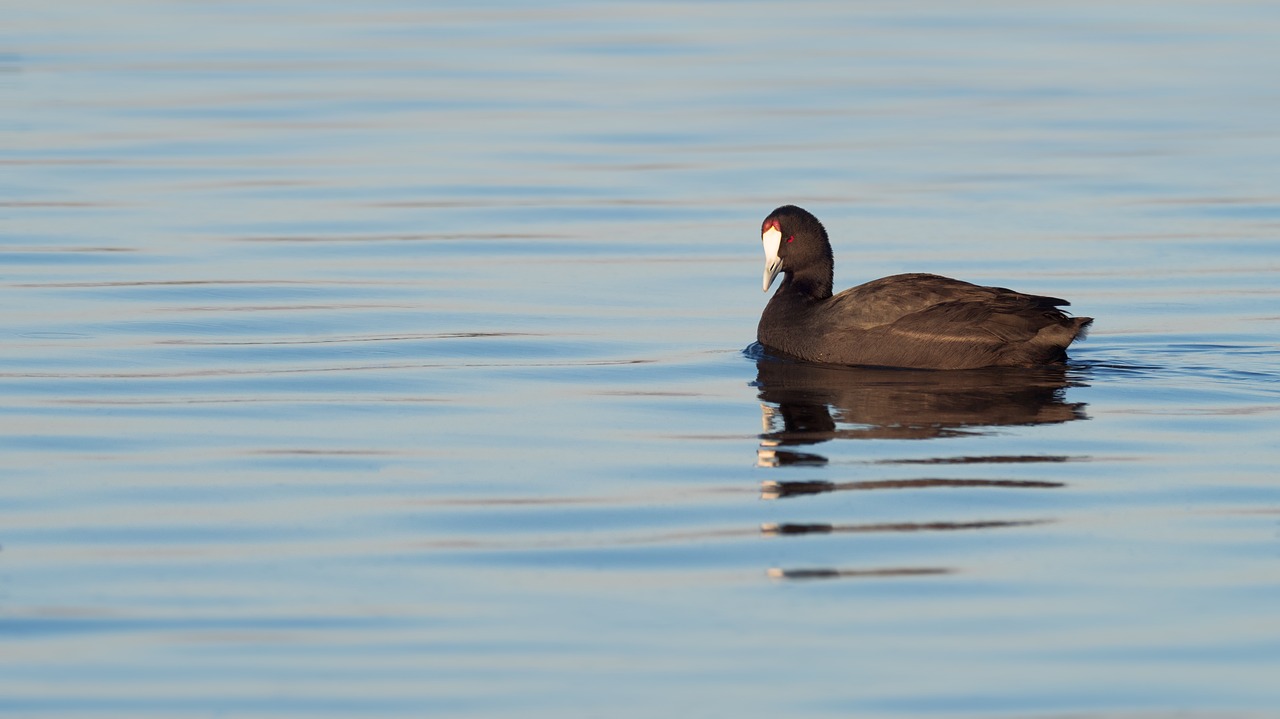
756;205;1092;370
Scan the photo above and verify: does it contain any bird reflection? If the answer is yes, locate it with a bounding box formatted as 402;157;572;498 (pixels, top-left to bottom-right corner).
760;477;1064;500
753;350;1087;466
749;347;1088;580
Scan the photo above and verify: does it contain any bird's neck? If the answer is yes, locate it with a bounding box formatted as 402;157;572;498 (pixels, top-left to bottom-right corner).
782;265;833;300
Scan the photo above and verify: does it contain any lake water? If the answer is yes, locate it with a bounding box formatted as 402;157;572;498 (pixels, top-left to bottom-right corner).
5;1;1280;717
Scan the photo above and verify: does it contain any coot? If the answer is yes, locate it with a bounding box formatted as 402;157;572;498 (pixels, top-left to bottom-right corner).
757;205;1091;369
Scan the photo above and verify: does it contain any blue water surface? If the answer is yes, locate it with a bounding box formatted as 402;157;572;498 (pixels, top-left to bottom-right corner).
4;1;1280;717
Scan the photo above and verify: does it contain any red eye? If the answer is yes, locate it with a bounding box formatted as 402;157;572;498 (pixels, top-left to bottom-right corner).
786;235;795;243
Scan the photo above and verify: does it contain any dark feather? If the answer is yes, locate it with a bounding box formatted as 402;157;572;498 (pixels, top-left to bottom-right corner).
756;208;1092;370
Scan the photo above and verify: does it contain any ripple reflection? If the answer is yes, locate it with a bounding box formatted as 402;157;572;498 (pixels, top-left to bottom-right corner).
752;352;1086;581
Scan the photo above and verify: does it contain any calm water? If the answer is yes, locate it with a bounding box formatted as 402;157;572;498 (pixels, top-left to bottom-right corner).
5;1;1280;717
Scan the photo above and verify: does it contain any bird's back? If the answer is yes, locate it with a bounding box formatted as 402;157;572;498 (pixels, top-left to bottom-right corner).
759;273;1091;369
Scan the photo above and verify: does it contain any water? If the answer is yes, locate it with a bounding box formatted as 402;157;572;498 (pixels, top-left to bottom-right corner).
5;1;1280;717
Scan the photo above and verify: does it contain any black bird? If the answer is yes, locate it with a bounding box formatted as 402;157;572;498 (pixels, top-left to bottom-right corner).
757;205;1091;369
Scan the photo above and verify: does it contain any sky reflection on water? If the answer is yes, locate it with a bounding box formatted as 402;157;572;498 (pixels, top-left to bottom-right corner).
4;1;1280;717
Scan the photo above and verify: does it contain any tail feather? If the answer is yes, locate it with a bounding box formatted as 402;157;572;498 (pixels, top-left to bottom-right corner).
1023;316;1091;365
1073;317;1093;341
